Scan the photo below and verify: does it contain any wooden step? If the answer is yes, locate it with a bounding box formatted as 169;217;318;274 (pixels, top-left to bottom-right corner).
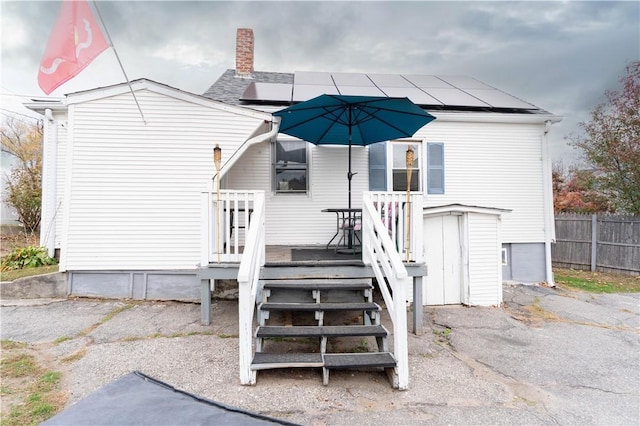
323;352;396;369
251;352;323;370
256;325;389;338
259;302;380;312
262;278;372;291
260;265;372;280
251;352;396;371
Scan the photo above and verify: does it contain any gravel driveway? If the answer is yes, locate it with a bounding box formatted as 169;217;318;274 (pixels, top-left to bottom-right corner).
1;283;638;425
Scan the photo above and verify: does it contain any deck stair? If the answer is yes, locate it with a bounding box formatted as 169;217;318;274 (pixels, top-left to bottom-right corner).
251;275;396;385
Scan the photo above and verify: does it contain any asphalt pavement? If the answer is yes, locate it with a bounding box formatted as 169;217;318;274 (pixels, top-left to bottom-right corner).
1;284;639;425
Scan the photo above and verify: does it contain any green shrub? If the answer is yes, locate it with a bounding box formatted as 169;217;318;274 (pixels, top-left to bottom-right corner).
1;246;57;271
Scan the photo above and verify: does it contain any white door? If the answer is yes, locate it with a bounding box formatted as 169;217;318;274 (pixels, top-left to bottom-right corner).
424;215;462;305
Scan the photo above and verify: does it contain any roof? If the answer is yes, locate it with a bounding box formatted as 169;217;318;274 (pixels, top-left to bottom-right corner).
26;78;274;121
203;69;293;106
423;204;512;217
203;70;550;114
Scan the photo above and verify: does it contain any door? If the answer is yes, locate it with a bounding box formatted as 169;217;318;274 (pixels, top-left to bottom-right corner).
424;214;462;305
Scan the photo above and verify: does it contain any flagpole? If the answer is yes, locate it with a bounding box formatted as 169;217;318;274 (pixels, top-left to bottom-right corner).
91;0;147;125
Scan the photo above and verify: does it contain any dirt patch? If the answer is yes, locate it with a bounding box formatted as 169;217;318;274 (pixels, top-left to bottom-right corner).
0;340;69;425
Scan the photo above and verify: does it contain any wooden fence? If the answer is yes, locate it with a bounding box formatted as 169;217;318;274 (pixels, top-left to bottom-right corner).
552;213;640;276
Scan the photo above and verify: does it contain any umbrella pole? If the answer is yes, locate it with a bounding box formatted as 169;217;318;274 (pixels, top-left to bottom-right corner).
347;134;353;249
348;106;353;211
348;144;352;211
347;107;353;250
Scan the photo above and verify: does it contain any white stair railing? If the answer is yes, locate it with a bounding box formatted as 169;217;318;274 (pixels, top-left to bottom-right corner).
237;191;265;385
361;193;412;390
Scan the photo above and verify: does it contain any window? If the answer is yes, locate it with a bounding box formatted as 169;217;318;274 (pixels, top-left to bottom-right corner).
427;143;444;194
368;142;387;191
501;247;508;266
391;142;420;191
367;141;443;193
274;140;307;193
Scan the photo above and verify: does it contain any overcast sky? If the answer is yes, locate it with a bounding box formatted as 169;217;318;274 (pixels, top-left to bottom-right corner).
1;0;638;162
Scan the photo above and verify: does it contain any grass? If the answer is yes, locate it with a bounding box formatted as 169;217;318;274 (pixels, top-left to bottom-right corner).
1;340;26;350
554;268;640;293
0;341;66;426
53;336;73;345
433;327;452;343
0;265;59;282
1;354;40;377
524;297;561;322
0;227;58;282
79;303;135;336
60;348;87;364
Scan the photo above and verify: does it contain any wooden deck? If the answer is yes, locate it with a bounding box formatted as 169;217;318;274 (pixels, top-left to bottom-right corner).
197;247;428;336
264;245;363;264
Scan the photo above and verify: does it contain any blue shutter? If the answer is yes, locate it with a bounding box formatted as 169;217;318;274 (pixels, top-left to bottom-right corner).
368;142;387;191
427;143;444;194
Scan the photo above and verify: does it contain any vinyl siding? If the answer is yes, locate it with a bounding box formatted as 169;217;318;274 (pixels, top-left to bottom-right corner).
226;140;369;245
415;118;546;243
63;89;267;270
229;114;546;246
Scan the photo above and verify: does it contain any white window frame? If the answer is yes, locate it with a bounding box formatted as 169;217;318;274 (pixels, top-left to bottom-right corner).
388;140;422;192
273;138;309;194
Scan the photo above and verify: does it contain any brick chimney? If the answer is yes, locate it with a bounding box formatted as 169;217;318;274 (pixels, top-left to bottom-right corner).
235;28;254;78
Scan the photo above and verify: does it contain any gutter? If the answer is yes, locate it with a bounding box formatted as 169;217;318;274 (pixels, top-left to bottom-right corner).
542;119;557;286
40;108;58;258
429;111;563;125
211;116;281;190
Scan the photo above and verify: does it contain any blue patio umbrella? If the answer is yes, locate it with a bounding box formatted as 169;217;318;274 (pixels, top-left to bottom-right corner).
274;94;436;210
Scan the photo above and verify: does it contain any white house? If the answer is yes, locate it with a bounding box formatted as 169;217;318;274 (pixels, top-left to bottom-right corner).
27;28;561;388
28;27;560;303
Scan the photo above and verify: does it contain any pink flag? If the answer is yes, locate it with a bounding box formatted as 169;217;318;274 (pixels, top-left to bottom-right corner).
38;0;109;95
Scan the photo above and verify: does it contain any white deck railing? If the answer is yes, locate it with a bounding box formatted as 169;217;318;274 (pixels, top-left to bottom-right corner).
361;191;423;390
200;190;262;265
366;191;424;263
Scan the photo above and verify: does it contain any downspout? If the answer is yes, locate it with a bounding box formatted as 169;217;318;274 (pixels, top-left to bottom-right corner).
211;116;280;191
541;120;555;286
40;108;58;257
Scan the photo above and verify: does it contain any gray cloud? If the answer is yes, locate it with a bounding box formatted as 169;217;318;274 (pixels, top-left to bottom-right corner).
1;0;638;161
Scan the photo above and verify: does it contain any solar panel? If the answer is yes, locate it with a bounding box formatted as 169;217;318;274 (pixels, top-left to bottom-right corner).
243;71;540;111
241;82;292;102
332;72;374;87
379;87;444;106
420;88;490;107
293;84;340;102
464;89;537;109
294;71;334;85
368;74;414;88
336;85;386;96
403;75;454;88
437;75;493;89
